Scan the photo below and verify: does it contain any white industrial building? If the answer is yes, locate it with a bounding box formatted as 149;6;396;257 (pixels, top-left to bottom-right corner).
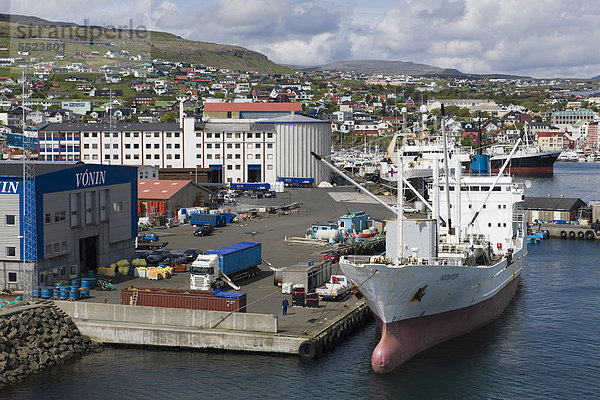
37;112;332;184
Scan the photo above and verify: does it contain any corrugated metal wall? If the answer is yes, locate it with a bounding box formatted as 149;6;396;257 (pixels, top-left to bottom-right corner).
275;122;331;184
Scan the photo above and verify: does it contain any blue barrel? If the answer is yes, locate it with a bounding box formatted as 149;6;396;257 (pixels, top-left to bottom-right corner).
87;270;95;277
40;287;53;299
53;288;61;298
70;278;81;288
31;287;41;298
61;286;70;292
81;278;95;289
69;290;80;300
59;290;69;300
55;282;63;289
79;288;90;298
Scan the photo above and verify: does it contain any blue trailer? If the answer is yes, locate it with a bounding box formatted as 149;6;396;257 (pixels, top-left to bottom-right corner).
277;177;315;187
190;213;227;227
190;242;262;289
208;242;262;277
230;182;271;190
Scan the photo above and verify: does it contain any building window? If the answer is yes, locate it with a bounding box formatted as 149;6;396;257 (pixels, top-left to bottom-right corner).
105;143;110;149
196;143;202;148
166;132;171;137
62;241;68;251
255;132;261;138
206;133;212;138
45;244;52;254
55;211;66;222
248;144;254;149
215;144;220;149
92;144;98;149
6;215;15;226
174;154;180;159
227;165;232;170
235;154;240;159
113;202;123;212
235;144;240;149
227;144;232;149
166;144;172;149
6;247;16;257
267;133;273;138
54;243;60;253
215;133;220;138
248;154;253;159
154;144;159;149
227;133;232;138
267;165;273;170
196;154;202;158
235;165;240;170
267;144;273;149
207;154;212;159
154;154;159;159
154;132;159;138
227;111;232;118
227;154;232;159
134;154;140;159
235;133;241;139
255;154;261;159
174;144;180;149
146;154;151;159
174;132;180;138
7;272;17;283
105;155;110;160
166;154;172;159
247;133;253;138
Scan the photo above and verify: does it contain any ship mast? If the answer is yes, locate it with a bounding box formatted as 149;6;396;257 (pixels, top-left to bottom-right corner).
441;105;453;234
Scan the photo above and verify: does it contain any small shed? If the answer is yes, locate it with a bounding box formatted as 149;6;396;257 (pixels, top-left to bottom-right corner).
338;211;369;234
280;261;332;293
521;196;587;222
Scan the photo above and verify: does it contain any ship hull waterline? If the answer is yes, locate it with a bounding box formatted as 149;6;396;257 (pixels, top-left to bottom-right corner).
370;272;521;374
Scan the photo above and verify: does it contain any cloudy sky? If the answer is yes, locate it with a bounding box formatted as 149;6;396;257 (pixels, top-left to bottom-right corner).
2;0;600;78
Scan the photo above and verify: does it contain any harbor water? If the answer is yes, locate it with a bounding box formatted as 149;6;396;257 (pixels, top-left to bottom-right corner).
3;163;600;399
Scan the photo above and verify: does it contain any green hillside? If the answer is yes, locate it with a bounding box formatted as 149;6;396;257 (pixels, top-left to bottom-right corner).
0;14;290;73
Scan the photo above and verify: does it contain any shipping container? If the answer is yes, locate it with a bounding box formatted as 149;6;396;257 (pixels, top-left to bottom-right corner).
190;213;227;227
229;182;271;190
121;287;247;312
277;177;315;186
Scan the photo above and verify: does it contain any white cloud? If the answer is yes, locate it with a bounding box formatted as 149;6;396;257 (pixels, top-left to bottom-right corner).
2;0;600;77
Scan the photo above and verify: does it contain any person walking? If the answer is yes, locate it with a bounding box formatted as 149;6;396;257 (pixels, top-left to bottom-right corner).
282;297;289;315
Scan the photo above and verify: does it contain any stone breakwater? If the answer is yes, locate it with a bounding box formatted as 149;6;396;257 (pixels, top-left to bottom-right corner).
0;304;99;388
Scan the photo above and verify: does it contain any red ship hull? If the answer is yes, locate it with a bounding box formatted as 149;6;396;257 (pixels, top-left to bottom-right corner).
371;275;521;374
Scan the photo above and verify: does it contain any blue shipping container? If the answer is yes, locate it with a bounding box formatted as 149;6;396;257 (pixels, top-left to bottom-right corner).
277;177;315;185
207;242;261;276
229;182;271;190
190;213;227;227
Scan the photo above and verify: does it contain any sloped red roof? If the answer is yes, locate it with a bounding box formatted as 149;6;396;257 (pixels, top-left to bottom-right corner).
203;102;302;112
138;179;191;199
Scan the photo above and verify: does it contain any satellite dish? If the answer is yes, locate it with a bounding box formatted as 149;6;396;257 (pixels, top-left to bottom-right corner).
524;180;532;189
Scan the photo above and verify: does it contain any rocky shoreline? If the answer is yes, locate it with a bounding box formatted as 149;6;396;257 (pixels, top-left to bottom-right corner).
0;303;100;389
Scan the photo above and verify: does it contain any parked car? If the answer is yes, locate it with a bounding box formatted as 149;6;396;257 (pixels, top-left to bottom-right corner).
183;248;203;262
137;233;159;243
264;190;276;198
135;250;150;260
323;250;343;263
194;225;214;236
230;190;243;198
250;191;263;199
146;249;171;265
163;253;188;266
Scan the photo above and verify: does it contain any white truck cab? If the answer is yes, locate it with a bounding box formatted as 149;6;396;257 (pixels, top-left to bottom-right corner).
190;254;222;290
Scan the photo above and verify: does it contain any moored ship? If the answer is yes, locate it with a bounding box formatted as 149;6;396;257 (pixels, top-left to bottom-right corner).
312;136;527;373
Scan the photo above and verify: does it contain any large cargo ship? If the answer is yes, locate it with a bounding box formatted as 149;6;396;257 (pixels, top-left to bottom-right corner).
486;147;561;175
313;144;527;373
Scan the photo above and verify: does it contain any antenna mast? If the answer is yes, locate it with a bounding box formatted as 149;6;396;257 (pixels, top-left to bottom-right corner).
22;68;37;300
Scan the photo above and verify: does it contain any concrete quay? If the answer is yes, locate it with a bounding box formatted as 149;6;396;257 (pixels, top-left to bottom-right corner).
62;187;386;358
537;223;598;240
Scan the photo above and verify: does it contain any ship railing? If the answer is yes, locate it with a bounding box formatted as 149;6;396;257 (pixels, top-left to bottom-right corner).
343;255;464;267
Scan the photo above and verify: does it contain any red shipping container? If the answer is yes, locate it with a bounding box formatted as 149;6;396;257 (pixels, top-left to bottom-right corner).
121;287;247;312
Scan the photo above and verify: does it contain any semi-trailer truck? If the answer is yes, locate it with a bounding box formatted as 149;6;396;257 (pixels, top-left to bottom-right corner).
190;242;261;290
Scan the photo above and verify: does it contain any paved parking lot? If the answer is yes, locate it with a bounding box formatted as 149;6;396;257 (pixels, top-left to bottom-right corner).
85;186;391;334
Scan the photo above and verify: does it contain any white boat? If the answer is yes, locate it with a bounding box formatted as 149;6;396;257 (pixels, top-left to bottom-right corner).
312;119;527;374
